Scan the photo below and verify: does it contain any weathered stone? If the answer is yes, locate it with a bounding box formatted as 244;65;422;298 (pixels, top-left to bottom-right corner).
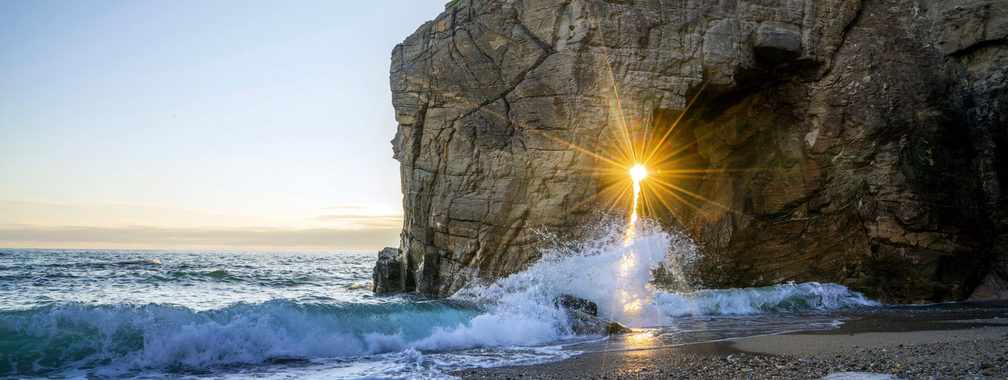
754;22;802;62
554;294;630;335
554;294;598;317
386;0;1008;302
373;247;404;293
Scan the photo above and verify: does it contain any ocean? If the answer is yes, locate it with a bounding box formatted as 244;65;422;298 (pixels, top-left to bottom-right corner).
1;222;884;378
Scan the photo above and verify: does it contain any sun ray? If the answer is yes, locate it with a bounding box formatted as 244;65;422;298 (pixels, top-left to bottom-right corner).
640;187;661;224
592;3;637;164
646;114;737;168
648;176;741;217
563;171;626;179
656;174;709;182
659;168;771;174
601;183;632;221
567;181;629;213
572;182;633;256
399;73;627;169
642;79;709;165
649;181;712;220
645;184;688;227
650;168;772;183
572;182;633;254
564;167;631;176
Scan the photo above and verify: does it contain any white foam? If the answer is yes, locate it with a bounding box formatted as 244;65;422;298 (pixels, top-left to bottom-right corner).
414;311;561;351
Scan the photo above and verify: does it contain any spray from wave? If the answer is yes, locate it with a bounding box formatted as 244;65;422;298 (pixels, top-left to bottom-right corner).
455;219;877;327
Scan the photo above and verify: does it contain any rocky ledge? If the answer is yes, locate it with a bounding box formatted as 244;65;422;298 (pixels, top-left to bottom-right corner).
377;0;1008;302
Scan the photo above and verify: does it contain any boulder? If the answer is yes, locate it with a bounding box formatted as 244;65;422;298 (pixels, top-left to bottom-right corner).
554;294;598;316
554;294;630;335
373;247;404;293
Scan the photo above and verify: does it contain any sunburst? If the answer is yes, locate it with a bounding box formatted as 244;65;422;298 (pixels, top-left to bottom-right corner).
397;68;748;234
391;3;777;371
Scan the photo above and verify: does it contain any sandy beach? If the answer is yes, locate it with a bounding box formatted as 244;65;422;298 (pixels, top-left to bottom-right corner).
459;302;1008;379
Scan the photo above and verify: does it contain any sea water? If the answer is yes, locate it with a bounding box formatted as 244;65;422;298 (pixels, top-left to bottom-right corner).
0;221;881;378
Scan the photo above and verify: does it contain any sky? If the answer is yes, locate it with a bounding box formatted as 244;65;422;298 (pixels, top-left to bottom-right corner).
0;0;446;251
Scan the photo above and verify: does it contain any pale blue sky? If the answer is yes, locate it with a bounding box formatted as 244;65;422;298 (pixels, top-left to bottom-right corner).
0;0;445;250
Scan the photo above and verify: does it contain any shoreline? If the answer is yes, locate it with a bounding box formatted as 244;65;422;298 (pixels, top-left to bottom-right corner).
458;303;1008;379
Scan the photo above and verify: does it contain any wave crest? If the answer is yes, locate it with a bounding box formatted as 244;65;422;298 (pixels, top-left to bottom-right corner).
0;299;481;375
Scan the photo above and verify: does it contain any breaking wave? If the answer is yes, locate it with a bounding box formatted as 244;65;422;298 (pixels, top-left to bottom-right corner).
0;299;482;375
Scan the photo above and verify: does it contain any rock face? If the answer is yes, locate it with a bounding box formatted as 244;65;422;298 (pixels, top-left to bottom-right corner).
385;0;1008;302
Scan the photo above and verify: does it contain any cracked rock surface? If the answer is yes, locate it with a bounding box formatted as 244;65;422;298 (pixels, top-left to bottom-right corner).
384;0;1008;302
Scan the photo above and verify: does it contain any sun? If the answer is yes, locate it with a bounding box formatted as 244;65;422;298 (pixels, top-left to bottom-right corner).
629;165;647;182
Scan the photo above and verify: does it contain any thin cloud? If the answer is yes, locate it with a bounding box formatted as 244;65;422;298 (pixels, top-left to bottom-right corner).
0;225;400;252
322;205;372;211
308;205;403;229
310;213;402;228
0;198;404;230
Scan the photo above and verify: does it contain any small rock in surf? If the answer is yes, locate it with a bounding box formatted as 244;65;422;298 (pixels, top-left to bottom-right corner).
554;294;630;335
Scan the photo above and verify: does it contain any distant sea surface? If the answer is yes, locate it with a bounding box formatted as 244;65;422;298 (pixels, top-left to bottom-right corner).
1;239;887;379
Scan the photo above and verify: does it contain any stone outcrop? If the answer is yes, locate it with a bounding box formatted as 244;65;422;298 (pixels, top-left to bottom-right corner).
385;0;1008;302
372;247;404;293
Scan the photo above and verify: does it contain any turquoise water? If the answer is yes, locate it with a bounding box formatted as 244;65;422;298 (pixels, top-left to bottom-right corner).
0;229;882;379
1;250;574;378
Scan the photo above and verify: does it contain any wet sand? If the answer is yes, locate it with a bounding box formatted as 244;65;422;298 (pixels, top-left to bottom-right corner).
458;302;1008;379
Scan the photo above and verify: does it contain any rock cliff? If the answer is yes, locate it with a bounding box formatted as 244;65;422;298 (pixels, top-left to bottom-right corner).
383;0;1008;302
